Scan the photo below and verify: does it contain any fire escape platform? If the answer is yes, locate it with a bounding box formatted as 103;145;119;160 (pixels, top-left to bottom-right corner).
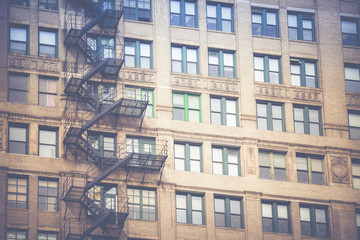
125;153;167;171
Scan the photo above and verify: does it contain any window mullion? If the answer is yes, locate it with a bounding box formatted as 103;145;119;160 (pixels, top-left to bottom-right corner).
139;189;143;220
267;103;273;130
223;148;228;175
264;56;270;82
135;41;140;68
310;207;316;236
272;203;278;232
308;157;312;184
182;46;187;73
269;153;275;180
184;94;189;121
304;107;310;134
221;97;227;125
187;194;192;224
219;51;224;77
217;4;222;31
298;14;303;40
300;60;306;86
225;198;231;228
185;143;190;171
180;0;186;27
262;9;267;36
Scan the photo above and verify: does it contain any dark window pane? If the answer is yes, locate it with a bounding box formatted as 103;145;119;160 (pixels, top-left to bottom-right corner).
231;215;241;229
278;219;289;233
274;169;286;181
8;90;27;104
186;16;195;28
9;141;26;154
316;223;327;237
345;81;360;93
215;212;225;227
263;218;273;232
252;23;262;35
301;222;311;236
297;171;308;183
260;167;270;179
266;25;277;37
173;108;184;121
171;14;180;26
343;34;358;46
209;65;219;77
288;28;298;39
312;172;323;185
207;19;217;30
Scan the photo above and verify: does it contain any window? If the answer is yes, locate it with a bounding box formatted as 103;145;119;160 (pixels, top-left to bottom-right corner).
288;13;315;41
259;151;286;181
262;202;290;233
257;102;285;132
6;229;27;240
127;188;156;221
38;0;57;10
171;45;198;74
300;205;328;237
341;18;359;46
207;3;233;32
98;0;115;10
293;105;322;135
170;0;197;28
87;185;117;214
356;209;360;240
290;58;317;88
172;92;201;122
10;26;28;54
345;64;360;92
174;142;202;172
8;73;28;104
125;86;154;117
37;232;57;240
212;146;240;176
349;111;360;140
87;82;116;105
208;50;235;78
38;179;58;212
39;29;57;58
10;0;29;7
39;127;58;158
176;193;204;225
252;8;278;37
8;124;28;154
126;136;155;156
87;36;115;59
254;55;281;83
39;76;57;107
7;175;27;209
296;154;324;185
88;132;116;158
214;196;242;229
124;40;152;69
353;159;360;189
124;0;151;22
210;96;238;126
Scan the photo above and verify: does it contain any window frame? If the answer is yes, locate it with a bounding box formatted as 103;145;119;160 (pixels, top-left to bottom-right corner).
38;28;58;58
8;72;29;104
348;111;360;140
356;209;360;240
172;92;201;122
253;54;282;83
6;229;28;240
87;35;116;60
171;45;199;74
214;196;243;229
208;49;236;78
88;131;117;158
9;25;28;55
262;201;291;234
124;39;153;69
125;86;154;118
38;0;58;10
206;2;234;32
212;146;241;176
38;126;58;158
344;64;360;93
290;58;318;88
293;105;323;136
124;0;152;22
288;12;316;42
7;175;28;209
174;142;202;172
38;76;58;107
210;96;239;127
9;0;29;7
38;178;59;212
259;150;287;181
341;18;360;46
300;205;329;237
256;101;285;132
37;231;58;240
251;8;279;37
352;159;360;189
176;192;205;225
8;123;29;154
296;154;324;185
170;0;198;28
127;187;157;221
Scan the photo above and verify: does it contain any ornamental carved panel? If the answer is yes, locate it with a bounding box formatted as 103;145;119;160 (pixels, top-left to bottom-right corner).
209;79;238;93
120;68;155;83
8;55;61;73
291;89;321;102
330;156;350;184
172;76;201;89
255;85;285;98
346;94;360;108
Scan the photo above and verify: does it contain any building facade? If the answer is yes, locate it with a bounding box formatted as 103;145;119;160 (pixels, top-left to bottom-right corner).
0;0;360;239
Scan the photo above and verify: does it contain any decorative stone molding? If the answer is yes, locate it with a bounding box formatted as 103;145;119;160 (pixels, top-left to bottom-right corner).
209;79;239;93
291;89;321;102
255;85;285;98
8;55;61;74
346;94;360;108
120;68;155;83
172;76;201;89
330;156;350;184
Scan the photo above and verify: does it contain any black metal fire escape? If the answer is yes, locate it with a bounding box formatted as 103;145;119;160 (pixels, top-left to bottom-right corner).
61;1;168;239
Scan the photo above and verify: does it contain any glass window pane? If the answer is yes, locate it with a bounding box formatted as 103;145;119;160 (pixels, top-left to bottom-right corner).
172;47;182;60
254;57;264;69
188;95;199;109
274;154;285;168
39;145;56;158
228;164;238;176
39;130;56;144
212;148;223;162
255;70;264;82
11;28;26;41
257;103;267;117
352;163;360;176
214;198;225;212
269;58;279;71
39;31;55;45
342;20;357;34
345;67;360;81
192;196;202;210
300;207;310;221
171;0;180;13
188;110;199;122
223;53;233;66
190;160;200;172
297;157;308;170
176;194;186;208
278;205;288;219
140;43;150;57
209;52;219;64
207;5;216;18
9;127;26;141
187;49;197;62
185;2;195;15
176;209;186;223
192;211;202;224
230;200;241;214
252;14;261;24
272;105;282;119
173;94;184;106
262;203;272;218
211;112;221;125
274;168;286;181
305;62;315;76
259;152;270;166
288;15;297;27
315;209;326;223
175;144;185;158
266;12;276;25
349;113;360;127
190;145;200;160
294;108;304;121
311;159;323;172
211;98;221;112
226;100;236;114
228;150;238;163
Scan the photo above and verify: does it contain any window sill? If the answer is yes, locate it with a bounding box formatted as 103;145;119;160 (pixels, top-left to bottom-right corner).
170;25;199;31
289;39;317;45
176;222;206;227
38;8;59;13
124;19;153;25
9;4;29;9
127;219;158;222
171;72;200;77
343;44;360;50
252;35;281;40
207;29;235;35
7;207;28;211
215;226;245;231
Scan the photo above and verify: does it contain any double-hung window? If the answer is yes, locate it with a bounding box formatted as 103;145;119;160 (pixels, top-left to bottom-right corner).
8;73;28;104
210;96;238;126
170;0;197;28
10;26;28;54
87;82;116;105
212;146;240;176
259;150;286;181
39;29;57;58
127;188;156;221
262;202;291;233
173;92;201;122
353;159;360;189
252;8;278;37
7;175;28;209
254;55;281;83
125;86;154;118
171;45;198;74
207;3;233;32
126;136;156;167
124;0;151;22
37;232;57;240
288;12;315;41
39;76;57;107
341;18;359;46
10;0;29;7
208;49;235;78
87;36;115;59
300;205;328;237
345;64;360;93
296;154;324;185
125;39;152;69
356;209;360;239
256;102;285;132
214;196;242;229
176;193;204;225
290;58;317;88
88;132;116;158
39;127;58;158
174;142;202;172
293;105;322;135
38;179;58;212
8;123;28;154
6;229;27;240
38;0;57;10
87;185;117;214
349;111;360;140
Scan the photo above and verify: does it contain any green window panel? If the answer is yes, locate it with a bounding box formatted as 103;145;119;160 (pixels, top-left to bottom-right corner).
296;154;324;185
87;185;117;213
293;105;322;135
349;111;360;140
125;39;152;69
345;64;360;93
262;202;291;233
38;179;58;212
341;18;360;46
171;45;199;74
124;0;151;22
176;193;204;225
174;142;202;172
352;159;360;189
10;26;28;55
254;55;281;83
39;127;58;158
259;150;286;181
288;12;315;42
252;8;279;37
214;196;242;229
256;102;285;132
290;58;318;88
39;29;58;58
210;96;238;127
300;205;328;237
208;49;235;78
126;136;155;155
170;0;197;28
207;3;234;32
127;188;157;221
8;73;28;104
7;175;28;209
212;146;240;176
173;92;201;122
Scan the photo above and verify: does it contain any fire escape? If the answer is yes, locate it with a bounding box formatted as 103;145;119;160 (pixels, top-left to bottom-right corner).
61;1;168;239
